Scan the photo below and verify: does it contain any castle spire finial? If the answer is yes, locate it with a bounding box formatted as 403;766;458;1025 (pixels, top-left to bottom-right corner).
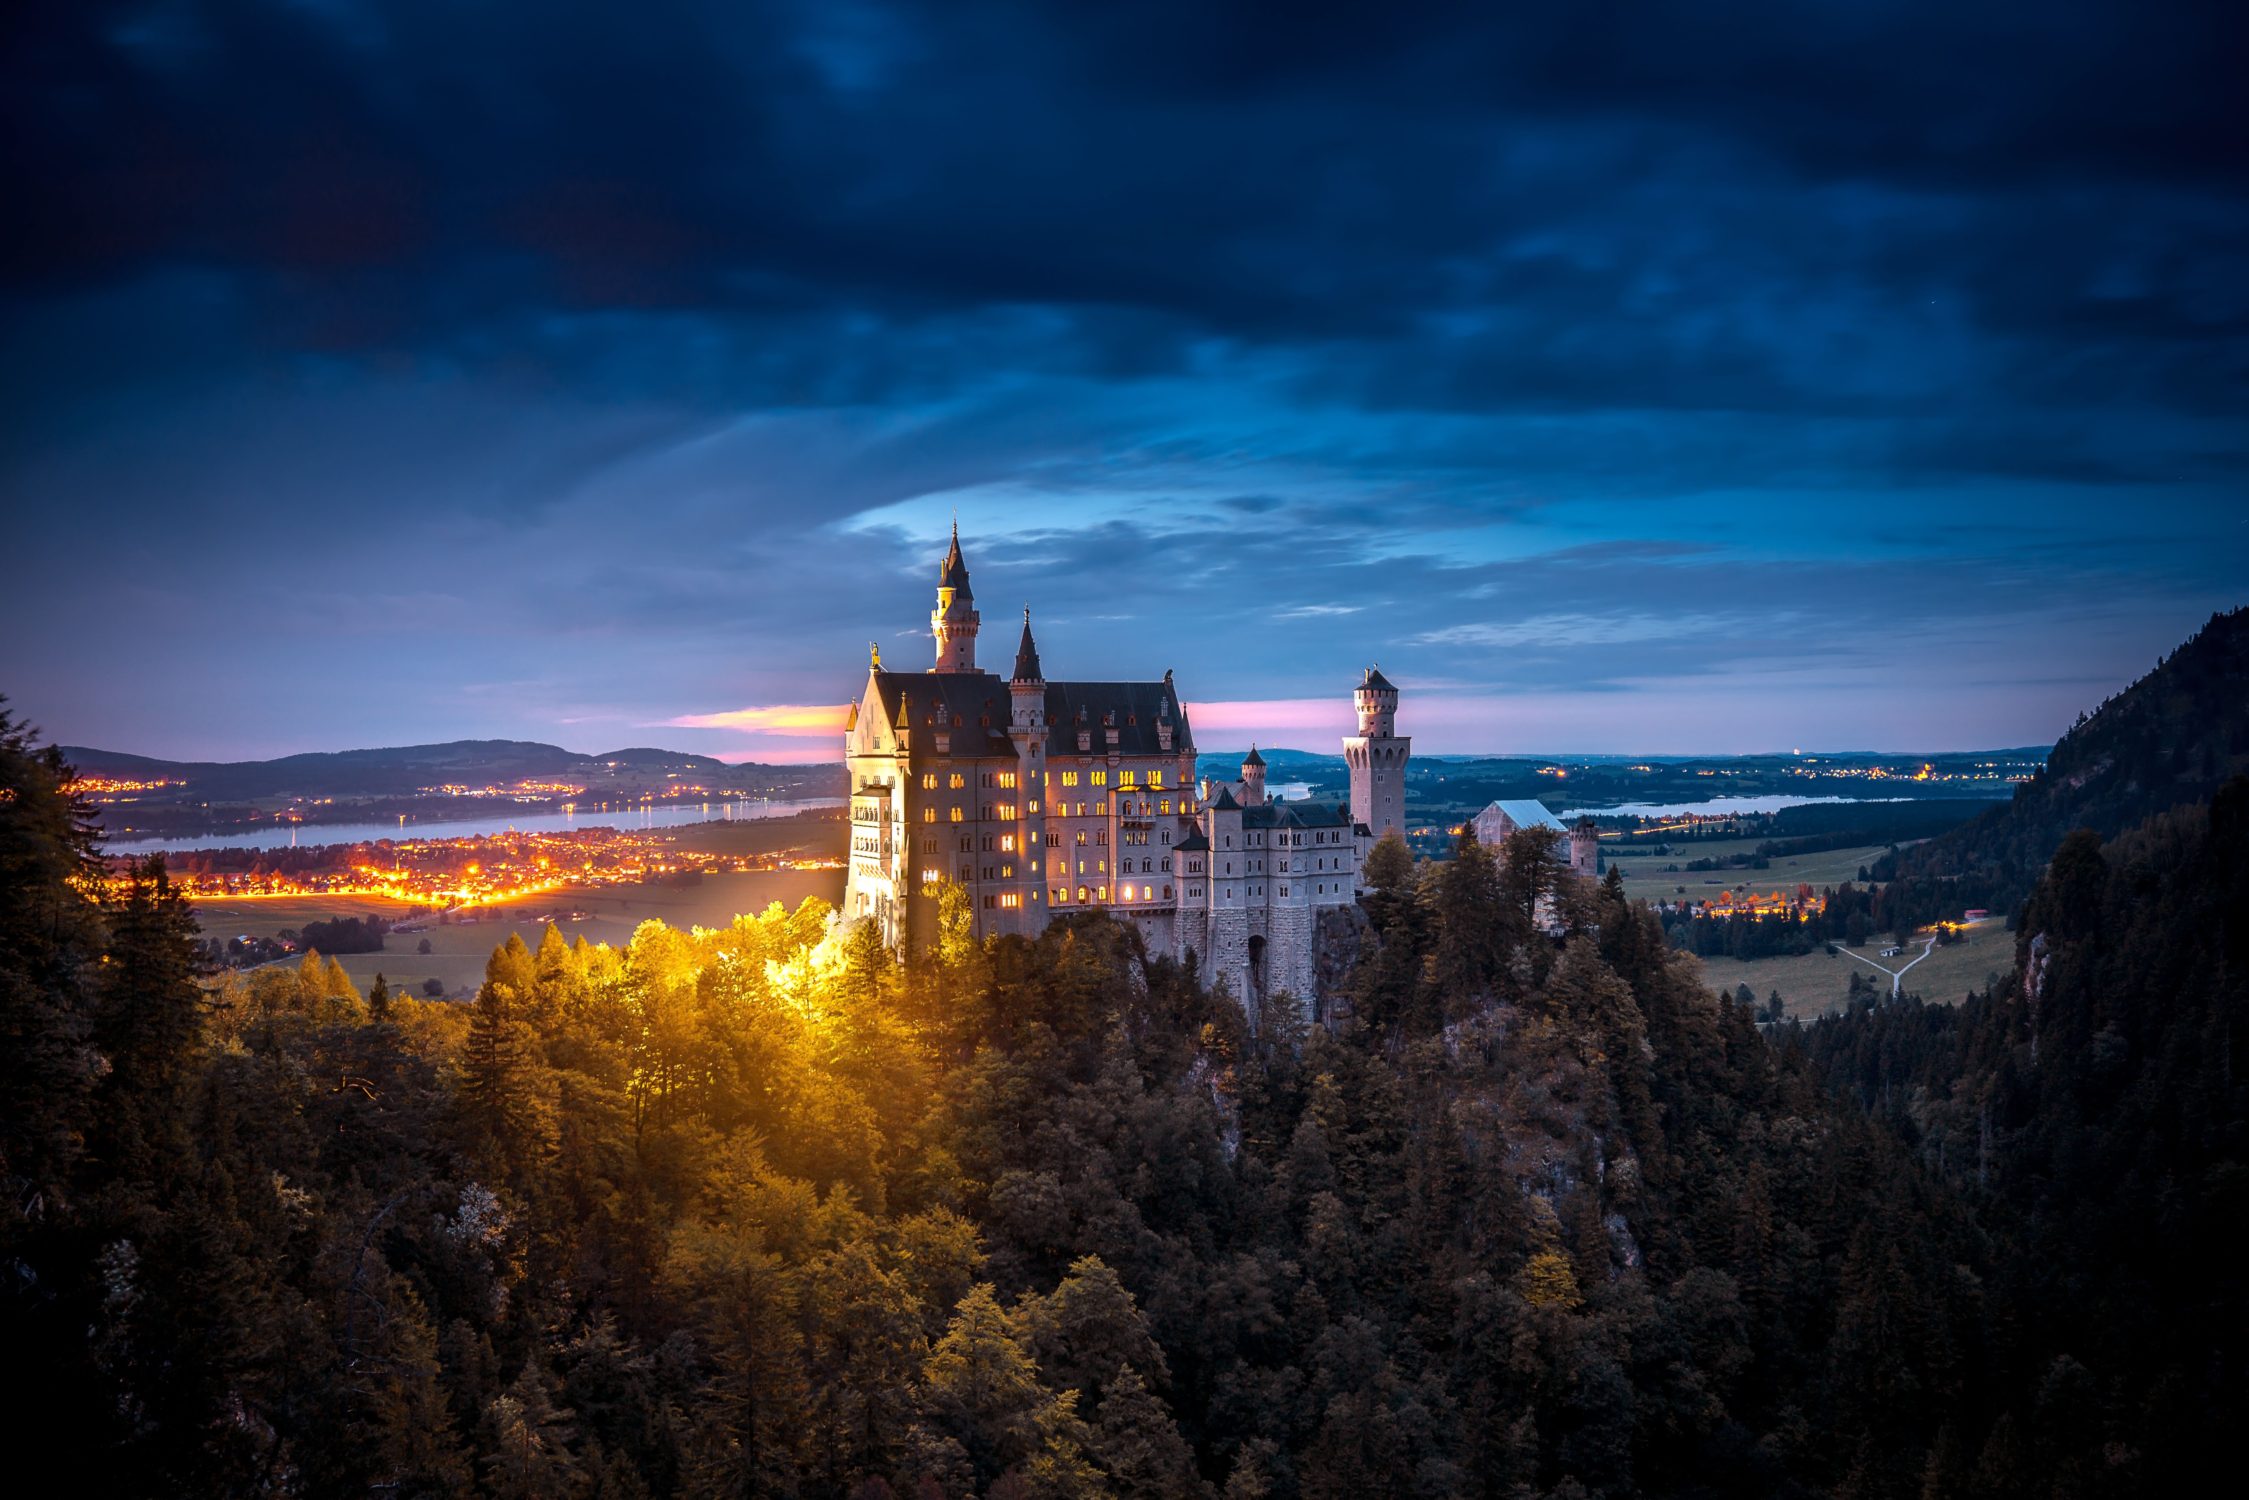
870;640;880;669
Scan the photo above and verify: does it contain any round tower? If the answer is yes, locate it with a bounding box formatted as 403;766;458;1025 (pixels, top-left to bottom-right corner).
1571;816;1600;879
1240;744;1267;807
931;521;980;672
1354;665;1399;736
1343;665;1410;843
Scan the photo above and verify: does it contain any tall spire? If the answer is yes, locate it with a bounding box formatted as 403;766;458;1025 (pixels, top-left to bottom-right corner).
931;522;980;671
940;518;971;594
1012;605;1043;682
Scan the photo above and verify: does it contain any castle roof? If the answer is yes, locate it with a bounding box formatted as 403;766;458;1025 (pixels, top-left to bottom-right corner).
1241;744;1265;768
1481;799;1566;833
939;522;972;594
1175;831;1211;852
1242;800;1354;831
1209;786;1241;811
1361;665;1396;693
864;669;1193;762
1012;610;1042;682
1044;679;1192;757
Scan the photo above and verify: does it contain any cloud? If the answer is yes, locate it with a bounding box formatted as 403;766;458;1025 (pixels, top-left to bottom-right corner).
663;704;853;737
1;2;2242;759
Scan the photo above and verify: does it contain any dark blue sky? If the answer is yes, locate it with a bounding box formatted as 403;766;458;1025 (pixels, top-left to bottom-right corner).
3;1;2243;761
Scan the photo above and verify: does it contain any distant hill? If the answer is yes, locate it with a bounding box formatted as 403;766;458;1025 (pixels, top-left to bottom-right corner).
58;738;819;801
1878;606;2249;913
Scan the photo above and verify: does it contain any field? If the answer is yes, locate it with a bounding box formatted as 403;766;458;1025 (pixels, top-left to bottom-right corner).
1693;917;2015;1019
1604;837;1892;903
193;866;848;999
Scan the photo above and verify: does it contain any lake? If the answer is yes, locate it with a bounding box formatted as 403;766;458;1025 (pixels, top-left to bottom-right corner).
104;796;845;855
1558;794;1916;819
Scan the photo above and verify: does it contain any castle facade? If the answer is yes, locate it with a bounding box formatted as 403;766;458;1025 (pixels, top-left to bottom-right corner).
842;529;1400;1007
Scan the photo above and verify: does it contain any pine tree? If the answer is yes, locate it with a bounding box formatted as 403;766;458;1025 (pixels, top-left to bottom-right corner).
922;1284;1050;1488
480;1358;587;1500
91;857;205;1188
1089;1367;1202;1497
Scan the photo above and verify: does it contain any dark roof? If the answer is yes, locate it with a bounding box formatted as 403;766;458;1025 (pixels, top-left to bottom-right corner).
867;671;1016;759
1012;611;1042;682
1243;801;1355;830
1361;665;1396;693
940;523;971;594
865;670;1194;761
1209;786;1241;811
1043;680;1193;757
1175;831;1210;852
1241;744;1265;768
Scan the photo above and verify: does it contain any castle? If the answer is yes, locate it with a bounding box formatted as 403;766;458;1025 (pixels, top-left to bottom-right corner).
843;528;1411;1006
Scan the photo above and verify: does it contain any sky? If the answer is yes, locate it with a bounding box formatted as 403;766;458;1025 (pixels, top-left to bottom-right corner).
2;1;2243;764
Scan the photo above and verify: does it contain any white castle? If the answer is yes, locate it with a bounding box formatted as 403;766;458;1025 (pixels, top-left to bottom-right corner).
843;527;1416;1006
842;528;1593;1006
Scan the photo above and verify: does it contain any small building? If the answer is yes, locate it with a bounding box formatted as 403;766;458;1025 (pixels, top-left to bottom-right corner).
1964;908;1990;921
1470;800;1600;879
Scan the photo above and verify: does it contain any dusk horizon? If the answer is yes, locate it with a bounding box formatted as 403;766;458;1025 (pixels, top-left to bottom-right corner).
6;4;2243;765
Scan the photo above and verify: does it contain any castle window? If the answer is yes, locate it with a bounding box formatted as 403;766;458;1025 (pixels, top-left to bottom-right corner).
1075;830;1087;846
996;803;1016;819
1097;885;1108;902
1091;770;1108;787
1162;857;1172;872
1055;887;1068;903
921;773;938;790
922;808;936;823
999;892;1021;908
1000;834;1016;852
1160;799;1172;816
921;869;941;886
949;807;964;823
1163;884;1172;899
1149;771;1165;788
1060;771;1079;787
998;771;1017;789
949;773;965;789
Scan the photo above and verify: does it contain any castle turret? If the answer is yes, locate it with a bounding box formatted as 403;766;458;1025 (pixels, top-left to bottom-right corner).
1344;665;1410;844
1009;608;1046;734
1240;744;1267;806
1571;816;1600;879
931;521;980;672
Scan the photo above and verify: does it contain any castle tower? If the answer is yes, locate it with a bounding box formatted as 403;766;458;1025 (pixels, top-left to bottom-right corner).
930;521;980;672
1003;608;1047;934
1343;665;1409;841
1240;744;1267;806
1571;816;1600;879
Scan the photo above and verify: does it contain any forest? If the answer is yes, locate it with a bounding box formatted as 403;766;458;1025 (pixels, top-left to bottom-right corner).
4;668;2243;1497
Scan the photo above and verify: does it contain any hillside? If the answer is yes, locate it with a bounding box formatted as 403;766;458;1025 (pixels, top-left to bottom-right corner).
58;738;847;840
1876;607;2249;916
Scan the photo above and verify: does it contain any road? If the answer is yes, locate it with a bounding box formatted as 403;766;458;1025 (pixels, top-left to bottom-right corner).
1835;933;1940;997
